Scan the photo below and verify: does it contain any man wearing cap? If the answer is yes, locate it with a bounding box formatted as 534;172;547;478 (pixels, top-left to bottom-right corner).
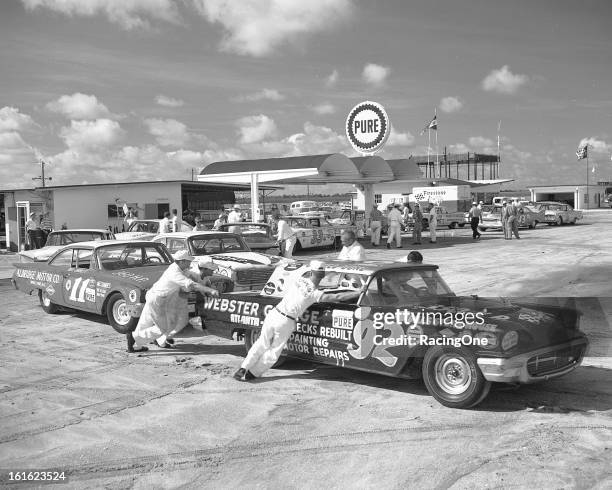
228;204;243;234
233;260;361;380
369;203;383;246
337;230;366;261
129;250;219;352
468;202;482;240
386;203;403;249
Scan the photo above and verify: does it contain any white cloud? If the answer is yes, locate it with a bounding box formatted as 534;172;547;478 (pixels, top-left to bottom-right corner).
439;96;463;113
194;0;352;57
235;88;286;102
236;114;278;144
0;106;35;132
47;93;111;120
448;143;470;154
311;103;336;115
22;0;180;30
362;63;390;87
155;95;184;107
482;65;528;94
59;119;124;150
326;69;339;87
144;118;191;147
578;137;611;154
469;136;494;148
387;127;415;147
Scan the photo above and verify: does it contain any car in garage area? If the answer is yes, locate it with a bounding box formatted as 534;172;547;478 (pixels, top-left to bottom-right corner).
18;229;115;262
200;260;588;409
115;218;193;241
217;223;278;252
281;216;350;252
152;231;290;292
538;202;583;226
479;205;545;232
11;240;232;334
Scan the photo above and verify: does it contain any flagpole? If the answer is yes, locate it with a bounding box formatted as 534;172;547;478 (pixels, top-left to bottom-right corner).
586;146;590;210
434;108;439;179
427;129;431;178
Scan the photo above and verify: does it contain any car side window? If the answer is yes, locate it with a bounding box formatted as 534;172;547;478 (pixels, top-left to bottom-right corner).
167;238;187;254
75;249;92;269
50;249;74;268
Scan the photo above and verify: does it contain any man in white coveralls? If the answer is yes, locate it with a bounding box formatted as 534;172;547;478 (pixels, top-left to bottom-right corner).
129;250;219;352
233;260;360;380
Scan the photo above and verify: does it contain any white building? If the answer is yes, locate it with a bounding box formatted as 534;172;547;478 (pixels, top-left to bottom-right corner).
528;184;610;210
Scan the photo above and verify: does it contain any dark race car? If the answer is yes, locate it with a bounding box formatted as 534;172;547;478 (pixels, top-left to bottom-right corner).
200;260;588;409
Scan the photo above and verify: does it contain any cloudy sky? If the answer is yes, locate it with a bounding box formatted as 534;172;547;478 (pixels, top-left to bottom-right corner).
1;0;611;191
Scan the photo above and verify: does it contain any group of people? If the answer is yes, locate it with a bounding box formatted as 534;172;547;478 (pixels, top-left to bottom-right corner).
369;202;439;249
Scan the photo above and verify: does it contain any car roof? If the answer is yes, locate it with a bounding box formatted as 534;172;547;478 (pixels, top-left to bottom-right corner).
49;229;112;233
219;222;270;227
299;259;438;275
55;239;165;250
153;231;238;239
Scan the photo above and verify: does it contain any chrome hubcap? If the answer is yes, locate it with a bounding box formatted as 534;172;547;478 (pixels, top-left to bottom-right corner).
113;299;131;325
435;355;472;395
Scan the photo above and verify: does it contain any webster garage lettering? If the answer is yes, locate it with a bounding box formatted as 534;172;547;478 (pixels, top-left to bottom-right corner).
16;269;61;284
203;297;263;316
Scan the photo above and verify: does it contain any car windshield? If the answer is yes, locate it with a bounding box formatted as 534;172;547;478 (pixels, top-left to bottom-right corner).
128;222;159;233
363;268;454;306
45;231;105;247
98;243;172;270
188;235;250;255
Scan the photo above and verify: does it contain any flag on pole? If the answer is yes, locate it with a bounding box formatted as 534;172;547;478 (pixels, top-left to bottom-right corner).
420;115;437;135
122;203;129;215
576;144;588;160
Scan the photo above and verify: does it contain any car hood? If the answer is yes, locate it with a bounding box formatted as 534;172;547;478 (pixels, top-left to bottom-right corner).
195;252;283;268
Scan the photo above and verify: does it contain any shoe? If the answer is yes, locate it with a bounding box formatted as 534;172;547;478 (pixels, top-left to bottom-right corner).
429;241;436;243
127;346;149;353
244;370;256;381
386;243;390;249
166;338;175;345
156;341;174;349
233;368;246;381
476;235;481;240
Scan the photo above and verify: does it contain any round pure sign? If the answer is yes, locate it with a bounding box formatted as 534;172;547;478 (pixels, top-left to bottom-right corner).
345;101;390;154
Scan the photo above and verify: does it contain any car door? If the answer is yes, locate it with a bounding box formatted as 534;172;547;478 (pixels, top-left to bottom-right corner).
60;247;98;312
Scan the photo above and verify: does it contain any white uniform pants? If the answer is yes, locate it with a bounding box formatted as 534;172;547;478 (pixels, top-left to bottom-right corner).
281;236;297;258
387;224;402;247
429;218;437;242
241;309;294;377
370;221;381;245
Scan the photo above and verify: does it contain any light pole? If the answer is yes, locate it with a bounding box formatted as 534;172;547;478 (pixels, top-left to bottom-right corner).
32;159;52;187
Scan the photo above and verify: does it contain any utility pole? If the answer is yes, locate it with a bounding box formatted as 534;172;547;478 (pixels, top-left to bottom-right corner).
32;159;52;187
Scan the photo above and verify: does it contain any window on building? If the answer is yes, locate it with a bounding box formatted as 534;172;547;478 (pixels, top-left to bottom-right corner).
374;194;382;204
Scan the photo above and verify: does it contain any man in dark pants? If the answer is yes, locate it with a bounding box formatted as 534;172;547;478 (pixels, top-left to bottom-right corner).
468;202;481;240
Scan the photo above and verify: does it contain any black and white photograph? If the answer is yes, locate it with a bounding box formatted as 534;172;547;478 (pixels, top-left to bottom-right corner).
0;0;611;488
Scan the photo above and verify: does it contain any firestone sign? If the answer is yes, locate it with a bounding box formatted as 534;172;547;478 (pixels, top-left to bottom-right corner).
346;101;390;155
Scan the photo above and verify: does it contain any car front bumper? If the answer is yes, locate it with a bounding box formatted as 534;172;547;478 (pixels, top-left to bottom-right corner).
477;337;588;383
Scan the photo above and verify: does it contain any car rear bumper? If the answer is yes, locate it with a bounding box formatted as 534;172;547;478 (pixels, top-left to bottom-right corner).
477;337;588;383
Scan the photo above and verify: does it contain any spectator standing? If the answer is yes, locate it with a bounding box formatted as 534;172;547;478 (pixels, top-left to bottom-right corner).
369;204;383;246
213;212;228;230
276;216;297;259
193;215;207;231
124;208;136;228
337;230;366;261
171;209;181;232
386;204;403;249
468;202;482;240
160;211;171;233
428;203;438;244
500;201;511;239
25;212;44;249
509;200;521;239
228;204;243;234
412;203;423;245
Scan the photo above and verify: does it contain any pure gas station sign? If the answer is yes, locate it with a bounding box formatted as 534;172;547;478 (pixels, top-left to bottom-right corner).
346;101;390;155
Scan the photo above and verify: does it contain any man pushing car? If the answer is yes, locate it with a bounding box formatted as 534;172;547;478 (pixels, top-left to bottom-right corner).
233;260;360;381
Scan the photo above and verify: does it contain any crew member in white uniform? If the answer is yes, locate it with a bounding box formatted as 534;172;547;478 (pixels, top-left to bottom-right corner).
337;230;366;261
386;204;403;248
233;261;360;380
276;217;297;259
428;203;438;243
369;204;383;246
227;204;242;234
129;250;219;352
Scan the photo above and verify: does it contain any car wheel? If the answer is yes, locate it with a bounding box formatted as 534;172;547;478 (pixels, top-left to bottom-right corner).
244;328;286;368
38;289;58;314
448;222;457;229
557;217;563;226
422;346;491;409
106;292;138;334
458;223;465;228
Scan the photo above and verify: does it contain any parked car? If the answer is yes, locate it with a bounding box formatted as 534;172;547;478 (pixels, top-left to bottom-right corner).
152;231;290;291
11;240;232;333
18;229;115;263
200;260;588;409
218;223;277;252
479;205;544;232
538;202;583;226
281;216;356;252
115;219;192;241
327;209;367;237
407;206;466;230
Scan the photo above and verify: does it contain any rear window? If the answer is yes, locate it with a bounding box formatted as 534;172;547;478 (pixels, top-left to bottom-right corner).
46;232;106;247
